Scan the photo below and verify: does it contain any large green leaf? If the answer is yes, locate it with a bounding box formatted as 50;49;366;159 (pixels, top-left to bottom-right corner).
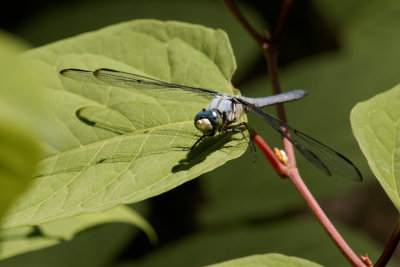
0;31;41;220
205;253;322;267
351;84;400;211
2;20;247;228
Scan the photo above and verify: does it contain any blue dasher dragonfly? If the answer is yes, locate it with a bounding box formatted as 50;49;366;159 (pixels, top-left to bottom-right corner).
60;68;362;181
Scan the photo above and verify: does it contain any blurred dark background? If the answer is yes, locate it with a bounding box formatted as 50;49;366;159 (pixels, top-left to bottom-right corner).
1;0;400;266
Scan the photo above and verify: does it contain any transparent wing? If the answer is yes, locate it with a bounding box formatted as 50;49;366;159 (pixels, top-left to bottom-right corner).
237;98;362;181
60;68;220;96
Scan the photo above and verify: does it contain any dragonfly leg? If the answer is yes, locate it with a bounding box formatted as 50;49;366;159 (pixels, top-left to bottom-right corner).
182;135;207;151
224;122;257;161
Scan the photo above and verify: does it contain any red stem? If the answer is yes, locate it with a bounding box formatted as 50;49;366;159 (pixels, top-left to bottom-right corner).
253;134;365;267
289;171;365;266
375;221;400;266
221;0;266;46
250;130;288;177
262;46;298;168
223;0;366;265
274;0;294;41
287;168;365;266
263;46;287;121
264;40;366;267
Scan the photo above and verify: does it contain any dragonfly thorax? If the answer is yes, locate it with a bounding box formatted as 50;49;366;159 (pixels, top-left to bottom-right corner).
194;108;222;136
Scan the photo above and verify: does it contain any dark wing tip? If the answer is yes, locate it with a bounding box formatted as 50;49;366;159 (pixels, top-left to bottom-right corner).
59;69;69;75
352;166;363;182
346;168;363;182
309;145;363;182
334;151;363;182
356;172;363;182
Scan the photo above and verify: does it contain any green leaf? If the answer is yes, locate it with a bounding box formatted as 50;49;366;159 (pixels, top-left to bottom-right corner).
0;31;42;220
2;20;247;228
0;225;58;261
0;226;33;239
39;205;156;243
0;237;59;260
0;222;137;266
205;253;322;267
0;205;154;259
351;84;400;211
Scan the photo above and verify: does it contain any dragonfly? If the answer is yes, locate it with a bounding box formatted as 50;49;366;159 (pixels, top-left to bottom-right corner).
60;68;362;181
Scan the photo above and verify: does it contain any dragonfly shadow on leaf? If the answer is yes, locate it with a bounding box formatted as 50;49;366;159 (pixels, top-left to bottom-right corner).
171;133;240;173
76;106;136;135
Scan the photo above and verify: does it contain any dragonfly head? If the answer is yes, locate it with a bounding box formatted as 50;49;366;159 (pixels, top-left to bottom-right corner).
194;108;222;136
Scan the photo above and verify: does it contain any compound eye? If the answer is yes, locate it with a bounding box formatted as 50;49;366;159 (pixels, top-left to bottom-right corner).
196;118;213;134
209;110;222;127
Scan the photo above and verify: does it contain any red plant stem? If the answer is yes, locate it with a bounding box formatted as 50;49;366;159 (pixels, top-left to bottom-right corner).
250;130;287;177
223;1;365;265
252;134;365;267
221;0;265;46
274;0;294;41
263;46;287;121
263;20;366;267
262;46;298;167
375;221;400;266
287;169;365;266
264;38;365;267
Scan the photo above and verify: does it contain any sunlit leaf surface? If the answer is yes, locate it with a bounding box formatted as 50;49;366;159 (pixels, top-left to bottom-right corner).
351;84;400;211
2;20;247;228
